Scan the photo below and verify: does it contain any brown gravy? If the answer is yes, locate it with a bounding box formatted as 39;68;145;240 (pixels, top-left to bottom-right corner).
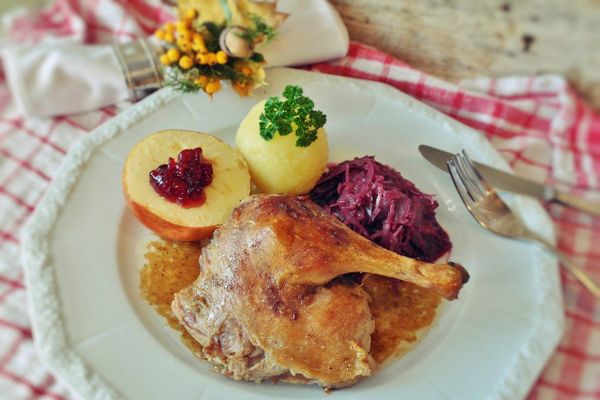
140;240;204;355
140;239;440;366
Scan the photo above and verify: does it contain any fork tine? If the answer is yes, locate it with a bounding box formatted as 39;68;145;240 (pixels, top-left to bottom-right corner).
447;159;489;230
454;152;486;201
451;154;484;204
461;150;494;193
451;155;600;301
447;159;476;208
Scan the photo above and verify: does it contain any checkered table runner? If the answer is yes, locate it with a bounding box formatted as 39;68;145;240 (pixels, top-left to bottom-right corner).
0;1;598;399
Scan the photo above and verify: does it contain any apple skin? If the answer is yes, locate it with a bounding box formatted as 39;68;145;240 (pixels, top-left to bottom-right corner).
123;177;217;241
122;129;251;242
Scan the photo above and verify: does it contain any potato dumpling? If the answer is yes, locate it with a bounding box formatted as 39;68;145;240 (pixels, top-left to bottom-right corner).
235;100;329;195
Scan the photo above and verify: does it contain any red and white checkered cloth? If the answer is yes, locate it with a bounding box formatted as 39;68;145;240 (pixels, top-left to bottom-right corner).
1;1;599;399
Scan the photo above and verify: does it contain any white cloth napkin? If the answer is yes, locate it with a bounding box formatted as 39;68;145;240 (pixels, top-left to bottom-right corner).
262;0;349;67
2;44;130;118
0;0;348;118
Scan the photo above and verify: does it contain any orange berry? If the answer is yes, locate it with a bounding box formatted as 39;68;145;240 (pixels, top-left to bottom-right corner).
241;66;253;76
163;22;175;33
232;82;251;96
166;48;181;62
176;20;190;32
164;32;175;43
179;55;194;70
206;53;217;66
177;38;192;52
184;8;198;19
195;75;209;87
204;80;221;94
154;29;165;40
194;43;207;53
180;30;193;41
159;54;171;65
216;50;228;64
192;36;207;53
197;53;209;64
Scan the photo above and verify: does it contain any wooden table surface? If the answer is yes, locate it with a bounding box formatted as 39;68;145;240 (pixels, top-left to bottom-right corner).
329;0;600;110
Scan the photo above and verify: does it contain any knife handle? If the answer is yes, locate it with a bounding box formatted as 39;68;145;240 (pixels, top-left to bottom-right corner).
553;191;600;217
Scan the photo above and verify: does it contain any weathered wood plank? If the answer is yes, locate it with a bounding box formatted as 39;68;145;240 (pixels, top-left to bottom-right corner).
329;0;600;109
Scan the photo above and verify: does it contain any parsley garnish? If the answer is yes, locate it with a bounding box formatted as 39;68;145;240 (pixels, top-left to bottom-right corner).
258;85;326;147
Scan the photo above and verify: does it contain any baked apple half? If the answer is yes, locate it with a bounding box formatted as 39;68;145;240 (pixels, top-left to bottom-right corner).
123;129;251;241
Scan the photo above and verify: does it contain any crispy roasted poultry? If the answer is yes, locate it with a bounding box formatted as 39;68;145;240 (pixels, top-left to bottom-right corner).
172;195;469;388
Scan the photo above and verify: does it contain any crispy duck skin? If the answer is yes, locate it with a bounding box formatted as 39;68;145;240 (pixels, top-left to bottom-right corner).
172;195;468;388
241;195;468;300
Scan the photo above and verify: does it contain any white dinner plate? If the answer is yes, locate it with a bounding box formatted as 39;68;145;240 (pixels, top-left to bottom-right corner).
22;68;564;400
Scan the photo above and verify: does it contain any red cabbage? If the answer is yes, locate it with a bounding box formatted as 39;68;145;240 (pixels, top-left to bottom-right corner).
310;156;451;262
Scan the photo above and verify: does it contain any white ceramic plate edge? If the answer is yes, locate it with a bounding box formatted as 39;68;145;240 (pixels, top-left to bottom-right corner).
21;87;180;400
20;68;564;400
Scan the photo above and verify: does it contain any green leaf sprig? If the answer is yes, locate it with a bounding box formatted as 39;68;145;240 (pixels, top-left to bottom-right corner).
241;14;278;45
258;85;327;147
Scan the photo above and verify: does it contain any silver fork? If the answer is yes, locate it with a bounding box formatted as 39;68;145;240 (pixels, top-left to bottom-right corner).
447;150;600;300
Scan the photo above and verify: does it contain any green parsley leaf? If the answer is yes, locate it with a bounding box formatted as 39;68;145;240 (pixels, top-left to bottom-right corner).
258;85;327;147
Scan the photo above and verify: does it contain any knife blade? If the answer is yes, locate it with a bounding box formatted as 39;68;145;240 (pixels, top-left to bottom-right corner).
418;144;600;217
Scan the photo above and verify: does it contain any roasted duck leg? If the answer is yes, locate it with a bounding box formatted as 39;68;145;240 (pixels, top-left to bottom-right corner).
172;195;468;388
260;197;468;299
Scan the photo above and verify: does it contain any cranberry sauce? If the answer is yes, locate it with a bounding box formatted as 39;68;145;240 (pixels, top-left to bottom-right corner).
149;147;213;208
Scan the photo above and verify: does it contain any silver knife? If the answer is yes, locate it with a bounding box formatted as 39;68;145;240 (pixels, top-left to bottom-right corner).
419;144;600;217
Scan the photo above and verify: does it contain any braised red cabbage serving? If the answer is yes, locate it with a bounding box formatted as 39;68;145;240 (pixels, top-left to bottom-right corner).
310;156;451;262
